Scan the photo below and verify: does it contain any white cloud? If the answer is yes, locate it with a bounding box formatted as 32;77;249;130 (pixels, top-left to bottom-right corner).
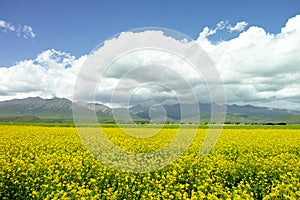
0;19;36;38
197;14;300;110
196;20;248;54
74;30;214;107
0;15;299;111
198;20;247;41
0;19;15;31
21;25;36;38
228;21;248;32
198;20;229;40
0;49;86;101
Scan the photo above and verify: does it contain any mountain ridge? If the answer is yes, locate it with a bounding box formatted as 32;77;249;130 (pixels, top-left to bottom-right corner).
0;97;299;124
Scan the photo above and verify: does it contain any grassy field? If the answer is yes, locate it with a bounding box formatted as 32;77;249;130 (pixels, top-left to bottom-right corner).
0;125;299;199
1;122;300;129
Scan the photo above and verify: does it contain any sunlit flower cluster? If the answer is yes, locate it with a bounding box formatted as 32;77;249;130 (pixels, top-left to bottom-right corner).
0;125;299;199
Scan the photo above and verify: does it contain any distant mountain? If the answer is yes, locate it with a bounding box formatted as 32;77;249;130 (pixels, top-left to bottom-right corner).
226;104;299;119
273;114;300;124
130;103;213;120
0;97;113;123
0;97;73;119
0;97;299;124
130;102;300;123
0;115;42;122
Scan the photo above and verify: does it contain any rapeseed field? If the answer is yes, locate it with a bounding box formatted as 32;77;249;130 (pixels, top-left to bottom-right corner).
0;125;299;199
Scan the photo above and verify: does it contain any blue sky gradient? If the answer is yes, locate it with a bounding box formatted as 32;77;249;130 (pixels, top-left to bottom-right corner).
0;0;300;110
1;0;299;66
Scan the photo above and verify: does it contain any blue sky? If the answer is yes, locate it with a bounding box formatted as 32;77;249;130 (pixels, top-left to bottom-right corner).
0;0;300;110
1;0;299;66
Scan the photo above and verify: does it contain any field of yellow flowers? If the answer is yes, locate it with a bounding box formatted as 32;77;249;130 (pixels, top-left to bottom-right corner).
0;124;300;199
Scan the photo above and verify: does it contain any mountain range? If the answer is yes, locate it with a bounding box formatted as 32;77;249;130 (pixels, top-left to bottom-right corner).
0;97;300;124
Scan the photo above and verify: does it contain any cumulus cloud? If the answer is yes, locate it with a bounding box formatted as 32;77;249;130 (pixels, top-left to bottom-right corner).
197;20;248;53
197;14;300;110
74;30;216;107
0;15;300;111
0;49;86;101
0;19;36;38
